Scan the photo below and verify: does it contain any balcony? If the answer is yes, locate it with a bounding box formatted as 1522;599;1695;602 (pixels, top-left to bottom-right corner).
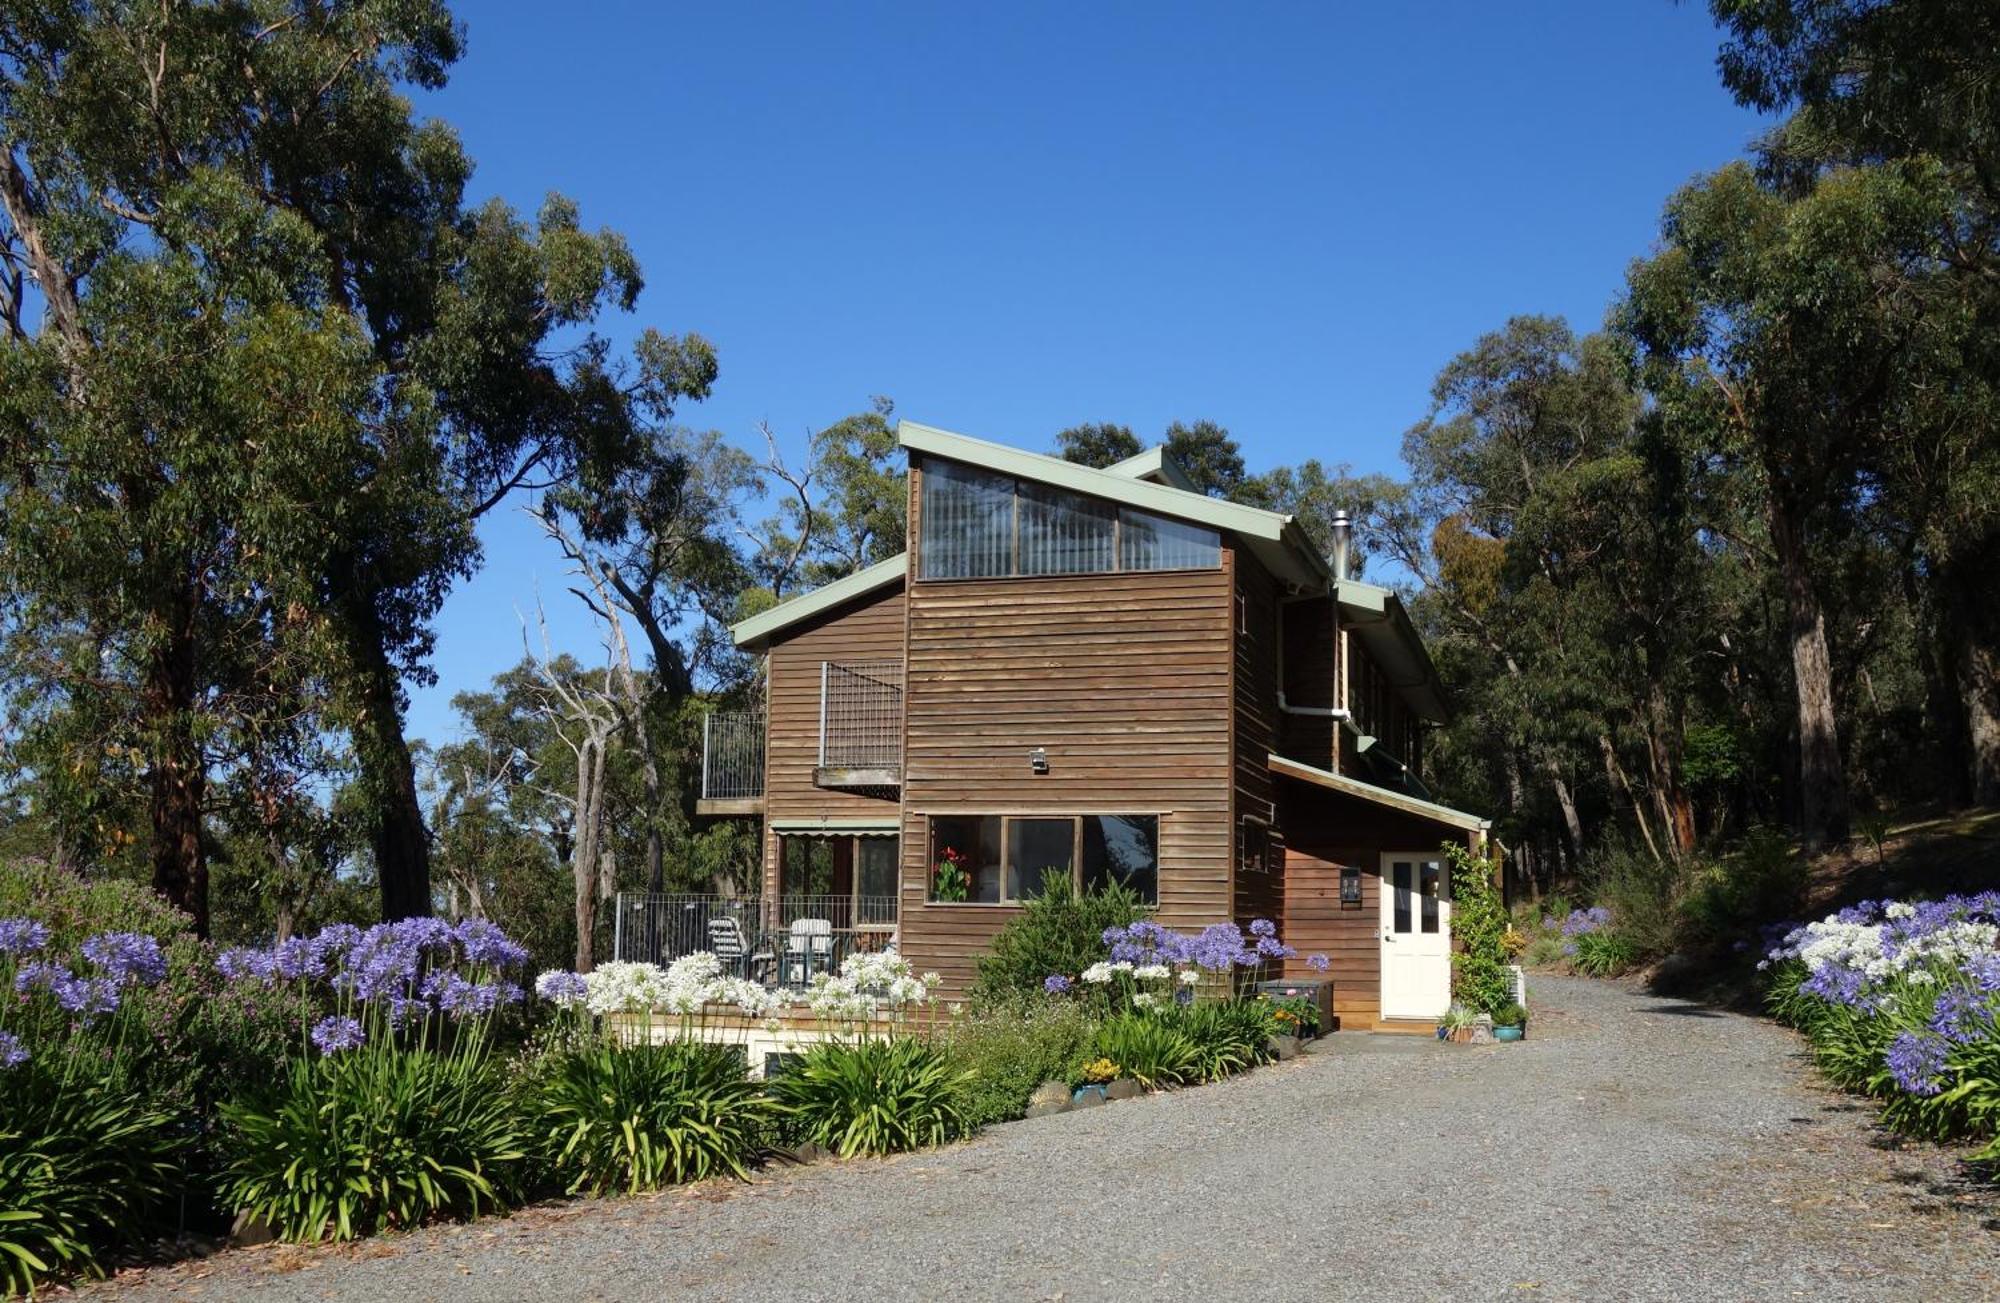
813;659;903;790
613;892;899;980
699;710;765;816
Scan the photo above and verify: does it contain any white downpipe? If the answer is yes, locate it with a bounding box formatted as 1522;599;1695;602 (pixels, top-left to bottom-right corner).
1277;692;1350;720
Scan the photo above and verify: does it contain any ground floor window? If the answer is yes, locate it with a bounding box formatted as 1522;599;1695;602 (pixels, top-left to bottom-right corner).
927;814;1159;905
776;833;900;930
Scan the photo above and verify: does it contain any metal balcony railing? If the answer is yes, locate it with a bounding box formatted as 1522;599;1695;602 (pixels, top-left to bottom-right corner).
817;659;903;783
701;711;765;801
613;892;900;977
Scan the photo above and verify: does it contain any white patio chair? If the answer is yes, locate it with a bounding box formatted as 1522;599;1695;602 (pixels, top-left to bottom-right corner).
785;917;834;985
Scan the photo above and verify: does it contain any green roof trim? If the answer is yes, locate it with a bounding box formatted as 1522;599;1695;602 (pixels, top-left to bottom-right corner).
1102;445;1200;494
729;553;905;649
1269;753;1488;832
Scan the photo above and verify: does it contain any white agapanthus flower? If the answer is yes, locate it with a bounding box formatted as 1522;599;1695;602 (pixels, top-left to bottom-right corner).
1134;964;1170;981
1132;992;1159;1009
1178;969;1200;986
1081;962;1113;984
805;951;934;1020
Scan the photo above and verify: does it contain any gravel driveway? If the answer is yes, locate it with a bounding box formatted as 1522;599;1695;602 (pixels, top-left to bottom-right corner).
96;976;1998;1302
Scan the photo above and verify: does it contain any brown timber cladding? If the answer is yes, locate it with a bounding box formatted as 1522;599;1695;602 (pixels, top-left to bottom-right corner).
759;582;906;899
1232;546;1282;927
1276;775;1477;1029
897;505;1237;990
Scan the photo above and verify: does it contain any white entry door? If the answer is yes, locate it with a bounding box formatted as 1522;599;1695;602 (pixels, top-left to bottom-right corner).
1379;853;1451;1019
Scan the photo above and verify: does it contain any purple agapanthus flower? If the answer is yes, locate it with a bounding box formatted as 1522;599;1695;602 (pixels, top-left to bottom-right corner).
216;946;279;984
271;936;324;981
0;918;49;956
12;960;68;995
1886;1030;1951;1097
55;973;123;1017
81;932;166;985
1561;907;1611;939
1044;974;1073;995
1306;953;1332;972
1249;918;1277;939
310;1015;366;1054
535;971;590;1006
0;1030;26;1070
455;918;530;969
1929;986;1993;1045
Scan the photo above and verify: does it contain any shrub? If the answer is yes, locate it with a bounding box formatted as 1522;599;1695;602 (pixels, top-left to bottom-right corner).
1579;842;1683;960
0;1064;184;1295
767;1038;969;1158
1091;1012;1198;1090
212;917;538;1241
1677;829;1807;948
938;1002;1100;1129
969;878;1145;1005
1567;925;1638;977
1259;994;1320;1038
1164;1001;1270;1081
1447;843;1513;1015
220;1046;525;1241
1491;1002;1526;1028
530;1040;772;1195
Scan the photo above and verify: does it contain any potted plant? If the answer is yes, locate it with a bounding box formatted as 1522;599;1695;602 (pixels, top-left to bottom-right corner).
932;846;970;902
1437;1003;1479;1043
1492;1002;1527;1041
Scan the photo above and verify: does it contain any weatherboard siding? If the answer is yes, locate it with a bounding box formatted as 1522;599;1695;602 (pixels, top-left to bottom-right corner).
759;581;906;899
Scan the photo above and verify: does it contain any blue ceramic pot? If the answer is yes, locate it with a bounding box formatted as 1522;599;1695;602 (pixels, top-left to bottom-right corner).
1494;1024;1525;1042
1072;1083;1109;1104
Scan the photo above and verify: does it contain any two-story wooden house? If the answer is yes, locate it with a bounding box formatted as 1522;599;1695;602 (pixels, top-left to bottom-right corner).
698;421;1491;1030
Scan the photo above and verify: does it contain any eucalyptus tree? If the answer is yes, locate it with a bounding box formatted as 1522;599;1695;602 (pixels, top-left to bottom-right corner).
1711;0;2000;803
1618;161;1969;848
0;2;714;923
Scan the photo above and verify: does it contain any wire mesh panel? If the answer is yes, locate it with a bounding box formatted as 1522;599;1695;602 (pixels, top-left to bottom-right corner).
819;660;903;772
702;711;765;799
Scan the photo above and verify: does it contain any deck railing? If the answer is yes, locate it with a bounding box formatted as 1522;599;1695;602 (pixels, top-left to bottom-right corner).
612;892;899;977
818;659;903;775
701;711;765;800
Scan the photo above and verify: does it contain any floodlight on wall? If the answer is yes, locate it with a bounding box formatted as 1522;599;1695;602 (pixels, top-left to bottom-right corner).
1029;747;1049;774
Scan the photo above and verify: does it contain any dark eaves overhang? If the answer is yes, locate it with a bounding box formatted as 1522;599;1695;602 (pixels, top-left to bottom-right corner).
1336;578;1450;725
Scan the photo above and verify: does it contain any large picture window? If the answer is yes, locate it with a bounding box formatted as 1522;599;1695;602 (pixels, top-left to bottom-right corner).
918;458;1220;580
919;459;1015;579
928;814;1159;905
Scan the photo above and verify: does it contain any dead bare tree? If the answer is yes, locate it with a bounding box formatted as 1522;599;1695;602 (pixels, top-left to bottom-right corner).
522;601;621;973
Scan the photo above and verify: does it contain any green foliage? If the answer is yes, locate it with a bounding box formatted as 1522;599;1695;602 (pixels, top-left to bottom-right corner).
1446;844;1513;1015
1567;929;1639;978
1091;1013;1198;1090
529;1041;772;1196
1676;830;1808;948
219;1048;525;1243
766;1039;970;1159
1491;1002;1527;1028
1259;995;1321;1038
938;1003;1101;1129
968;878;1145;1005
0;1066;185;1296
1579;843;1684;962
1164;1001;1271;1082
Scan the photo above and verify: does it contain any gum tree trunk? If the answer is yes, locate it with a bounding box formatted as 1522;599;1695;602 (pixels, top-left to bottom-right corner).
1769;496;1849;850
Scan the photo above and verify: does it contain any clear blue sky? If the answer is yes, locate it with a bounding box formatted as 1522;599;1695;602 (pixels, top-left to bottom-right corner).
405;1;1770;747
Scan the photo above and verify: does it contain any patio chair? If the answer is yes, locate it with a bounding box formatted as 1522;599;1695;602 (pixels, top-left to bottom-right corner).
707;916;750;976
784;918;834;985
